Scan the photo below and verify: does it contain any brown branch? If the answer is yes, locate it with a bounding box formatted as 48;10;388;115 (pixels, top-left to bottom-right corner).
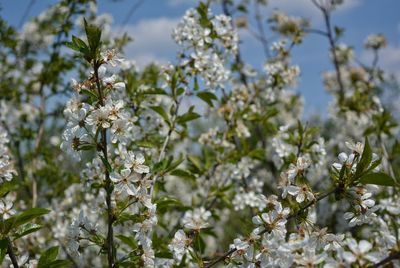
7;237;19;268
94;62;115;268
372;251;400;267
311;1;346;105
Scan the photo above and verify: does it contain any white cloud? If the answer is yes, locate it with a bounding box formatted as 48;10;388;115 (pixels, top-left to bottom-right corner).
116;17;180;67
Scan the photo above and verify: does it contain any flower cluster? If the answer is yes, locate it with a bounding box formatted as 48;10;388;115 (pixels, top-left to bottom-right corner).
0;127;16;183
173;5;238;89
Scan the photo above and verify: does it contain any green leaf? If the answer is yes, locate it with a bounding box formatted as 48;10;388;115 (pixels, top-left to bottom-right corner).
65;41;80;52
197;92;217;107
136;140;157;148
78;143;96;151
193;233;206;254
0;180;18;197
116;235;138;250
84;18;102;52
38;246;59;268
164;155;184;173
13;208;50;229
145;88;167;95
14;223;42;240
72;35;88;50
0;218;15;235
354;137;372;179
80;88;98;100
359;172;396;186
170;169;196;181
100;155;113;173
194;76;199;91
176;107;201;125
187;155;203;172
46;260;72;268
155;251;173;259
150;106;170;126
334;26;345;39
0;239;7;263
248;148;265;160
155;196;182;213
176;87;185;96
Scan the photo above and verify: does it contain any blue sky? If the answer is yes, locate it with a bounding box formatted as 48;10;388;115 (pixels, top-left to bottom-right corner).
1;0;399;116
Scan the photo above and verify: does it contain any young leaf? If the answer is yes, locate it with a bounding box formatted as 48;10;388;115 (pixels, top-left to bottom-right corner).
359;172;396;186
187;155;203;172
84;18;102;52
116;235;138;250
14;208;50;229
65;41;80;52
14;223;42;240
0;239;7;263
150;106;171;126
156;196;182;213
72;35;88;50
192;232;206;254
38;246;59;268
0;180;18;197
170;169;196;181
197;92;218;107
176;110;201;125
80;88;98;100
354;137;372;179
100;155;113;173
155;251;174;259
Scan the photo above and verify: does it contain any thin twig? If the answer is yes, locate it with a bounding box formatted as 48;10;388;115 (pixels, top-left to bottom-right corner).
7;237;19;268
311;1;346;105
94;62;116;268
117;0;145;35
18;0;36;28
372;251;400;267
253;1;270;58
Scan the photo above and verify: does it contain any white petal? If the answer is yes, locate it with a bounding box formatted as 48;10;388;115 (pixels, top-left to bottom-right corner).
338;152;348;163
134;164;149;174
358;240;372;254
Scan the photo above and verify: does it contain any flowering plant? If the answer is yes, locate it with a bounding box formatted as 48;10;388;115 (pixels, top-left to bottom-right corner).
0;0;399;267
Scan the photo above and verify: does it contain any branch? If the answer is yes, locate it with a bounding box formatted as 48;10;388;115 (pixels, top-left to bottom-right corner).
7;237;19;268
311;1;346;105
93;62;115;268
253;1;270;59
204;187;336;268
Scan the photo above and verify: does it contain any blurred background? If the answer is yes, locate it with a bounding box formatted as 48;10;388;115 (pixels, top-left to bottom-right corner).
1;0;399;115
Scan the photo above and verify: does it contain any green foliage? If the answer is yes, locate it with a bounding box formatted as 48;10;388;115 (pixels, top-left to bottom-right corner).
197;91;218;107
14;223;43;240
66;18;102;63
1;208;50;237
354;137;372;180
359;172;396;186
38;246;71;268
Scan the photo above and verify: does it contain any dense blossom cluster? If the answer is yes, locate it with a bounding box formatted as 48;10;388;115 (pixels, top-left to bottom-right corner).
0;127;15;183
173;6;238;89
0;0;400;267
